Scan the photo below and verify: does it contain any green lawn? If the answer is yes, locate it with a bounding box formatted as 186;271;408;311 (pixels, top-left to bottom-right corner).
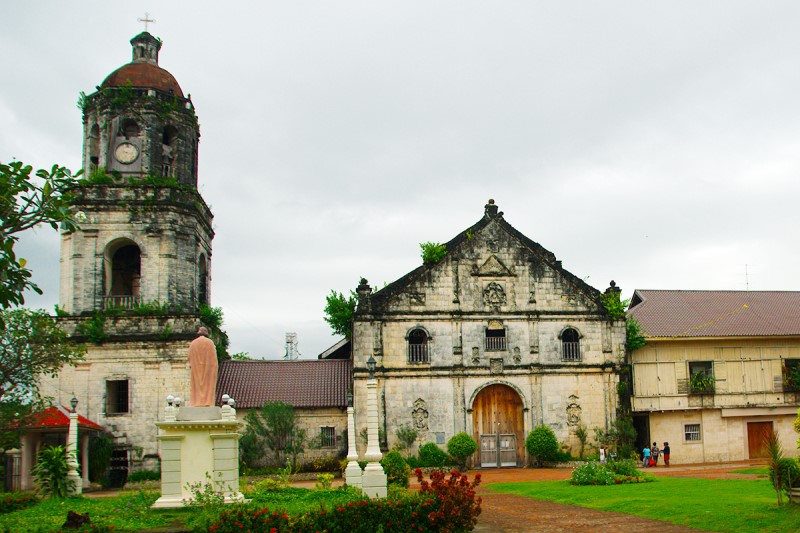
730;467;769;477
487;477;800;532
0;487;364;533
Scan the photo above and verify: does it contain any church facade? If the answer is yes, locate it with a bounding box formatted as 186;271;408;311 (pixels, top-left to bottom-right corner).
39;32;211;477
350;201;626;466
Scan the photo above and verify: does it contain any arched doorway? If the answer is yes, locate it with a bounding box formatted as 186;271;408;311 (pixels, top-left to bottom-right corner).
472;384;525;467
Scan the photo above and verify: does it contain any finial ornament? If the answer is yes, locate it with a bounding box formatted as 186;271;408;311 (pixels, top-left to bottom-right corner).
138;12;156;32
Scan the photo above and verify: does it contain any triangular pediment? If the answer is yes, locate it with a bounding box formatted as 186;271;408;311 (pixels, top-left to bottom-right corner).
475;255;514;277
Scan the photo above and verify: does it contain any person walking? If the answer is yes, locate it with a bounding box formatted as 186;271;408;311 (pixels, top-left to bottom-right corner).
642;445;651;467
651;442;660;467
663;442;670;466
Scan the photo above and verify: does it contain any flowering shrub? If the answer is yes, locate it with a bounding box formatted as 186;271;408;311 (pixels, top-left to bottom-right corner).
210;507;291;533
0;492;38;514
571;460;654;486
415;467;482;532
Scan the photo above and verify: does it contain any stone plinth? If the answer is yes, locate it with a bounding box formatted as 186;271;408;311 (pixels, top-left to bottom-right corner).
152;406;244;508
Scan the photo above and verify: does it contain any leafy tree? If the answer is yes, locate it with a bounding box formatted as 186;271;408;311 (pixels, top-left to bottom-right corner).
0;161;81;314
0;308;85;403
593;415;638;459
574;423;589;458
393;424;418;455
525;425;559;465
31;445;74;498
447;432;478;471
240;401;306;469
626;316;647;352
88;433;114;483
198;304;230;362
323;289;356;338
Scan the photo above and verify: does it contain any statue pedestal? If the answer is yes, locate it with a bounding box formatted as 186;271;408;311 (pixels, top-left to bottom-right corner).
152;406;245;508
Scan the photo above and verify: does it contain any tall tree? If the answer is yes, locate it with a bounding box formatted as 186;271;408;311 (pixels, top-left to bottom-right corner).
0;308;85;403
323;289;356;339
0;161;81;313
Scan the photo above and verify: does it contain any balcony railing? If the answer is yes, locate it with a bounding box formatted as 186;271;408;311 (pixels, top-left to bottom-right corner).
485;336;507;352
408;344;429;364
562;342;581;361
104;295;142;310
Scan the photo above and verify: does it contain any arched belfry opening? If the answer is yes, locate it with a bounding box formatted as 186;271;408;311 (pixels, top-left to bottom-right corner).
161;125;178;177
472;383;525;467
89;124;100;170
104;240;141;310
198;254;208;306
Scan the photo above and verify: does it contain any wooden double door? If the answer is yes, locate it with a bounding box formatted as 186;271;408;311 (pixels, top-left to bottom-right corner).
472;384;525;467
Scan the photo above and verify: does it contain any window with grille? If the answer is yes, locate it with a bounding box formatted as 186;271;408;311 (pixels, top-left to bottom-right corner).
106;380;129;414
684;423;701;442
561;328;581;361
320;426;336;448
407;328;429;363
485;321;506;352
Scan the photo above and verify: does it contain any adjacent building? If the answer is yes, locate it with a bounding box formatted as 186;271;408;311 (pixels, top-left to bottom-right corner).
628;290;800;463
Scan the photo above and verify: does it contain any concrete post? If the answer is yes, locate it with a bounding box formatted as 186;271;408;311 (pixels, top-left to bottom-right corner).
361;379;387;498
66;411;82;495
344;405;362;488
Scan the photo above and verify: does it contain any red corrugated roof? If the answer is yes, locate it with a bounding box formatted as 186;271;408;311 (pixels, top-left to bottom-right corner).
216;359;353;409
628;290;800;338
16;406;105;432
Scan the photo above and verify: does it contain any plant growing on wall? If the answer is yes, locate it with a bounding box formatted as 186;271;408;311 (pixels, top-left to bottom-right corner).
420;242;447;264
598;291;628;321
626;316;647;352
393;424;418;454
689;372;715;394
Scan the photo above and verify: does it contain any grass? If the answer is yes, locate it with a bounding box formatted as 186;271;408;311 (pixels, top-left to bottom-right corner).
0;486;364;532
487;477;800;532
730;467;769;477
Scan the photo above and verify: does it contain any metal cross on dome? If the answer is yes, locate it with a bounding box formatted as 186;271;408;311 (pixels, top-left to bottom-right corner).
138;12;156;32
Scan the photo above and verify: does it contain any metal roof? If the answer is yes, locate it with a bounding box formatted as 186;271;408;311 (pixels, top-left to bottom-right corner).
628;290;800;338
216;359;353;409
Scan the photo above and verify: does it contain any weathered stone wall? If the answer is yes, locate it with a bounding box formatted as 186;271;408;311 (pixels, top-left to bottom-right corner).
60;186;213;315
352;212;626;463
40;334;193;459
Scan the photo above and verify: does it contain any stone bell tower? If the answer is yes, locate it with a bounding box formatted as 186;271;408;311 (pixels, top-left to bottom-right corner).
43;32;217;476
60;31;213;315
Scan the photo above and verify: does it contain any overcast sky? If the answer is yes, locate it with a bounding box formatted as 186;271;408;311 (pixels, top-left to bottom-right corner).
4;2;800;359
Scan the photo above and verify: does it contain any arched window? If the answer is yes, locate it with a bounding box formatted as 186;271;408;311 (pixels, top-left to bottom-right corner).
407;328;429;364
485;320;506;352
561;328;581;361
161;125;178;177
104;240;141;310
198;254;208;306
89;124;100;169
120;119;140;139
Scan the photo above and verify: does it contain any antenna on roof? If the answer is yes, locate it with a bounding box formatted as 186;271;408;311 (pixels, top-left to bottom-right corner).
284;332;300;360
745;264;749;291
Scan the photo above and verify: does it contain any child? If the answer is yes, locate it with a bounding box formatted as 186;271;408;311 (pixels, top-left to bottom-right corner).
651;442;660;467
642;445;651;467
663;442;670;466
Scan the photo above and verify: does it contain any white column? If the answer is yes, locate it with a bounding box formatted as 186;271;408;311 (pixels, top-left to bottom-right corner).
344;405;362;488
361;378;387;498
81;434;90;488
66;412;82;495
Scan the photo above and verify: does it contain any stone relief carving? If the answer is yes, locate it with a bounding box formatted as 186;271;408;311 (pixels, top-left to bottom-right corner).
471;347;480;365
409;292;426;306
476;255;514;277
490;358;504;375
412;398;429;431
483;282;507;308
513;347;521;364
566;394;582;426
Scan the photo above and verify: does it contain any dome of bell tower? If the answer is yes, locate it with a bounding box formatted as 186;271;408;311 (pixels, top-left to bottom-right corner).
100;32;184;97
